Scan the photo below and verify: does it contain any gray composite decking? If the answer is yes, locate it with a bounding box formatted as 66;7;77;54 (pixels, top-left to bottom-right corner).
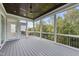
0;36;79;56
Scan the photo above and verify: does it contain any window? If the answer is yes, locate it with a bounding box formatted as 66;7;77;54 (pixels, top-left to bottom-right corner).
27;21;33;35
57;6;79;35
11;24;16;33
42;15;54;33
56;5;79;48
21;25;26;35
20;20;27;36
21;25;26;31
34;20;40;32
32;20;40;37
27;21;33;31
41;15;54;41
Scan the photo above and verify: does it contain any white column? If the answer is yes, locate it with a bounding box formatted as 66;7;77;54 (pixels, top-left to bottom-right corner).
16;20;21;39
5;16;7;42
33;20;35;31
32;20;35;35
26;21;28;37
0;14;1;46
40;19;42;38
54;14;57;42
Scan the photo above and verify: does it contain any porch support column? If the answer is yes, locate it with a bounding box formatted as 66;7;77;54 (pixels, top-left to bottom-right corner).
54;14;57;42
40;19;42;38
33;20;35;31
16;20;21;39
33;20;35;36
0;14;1;45
26;21;28;37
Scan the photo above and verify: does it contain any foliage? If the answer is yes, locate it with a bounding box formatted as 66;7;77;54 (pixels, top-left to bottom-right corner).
57;8;79;35
57;7;79;48
29;7;79;48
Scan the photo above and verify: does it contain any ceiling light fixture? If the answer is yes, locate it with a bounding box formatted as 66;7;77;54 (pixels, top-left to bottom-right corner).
23;13;26;16
29;4;33;14
14;11;16;12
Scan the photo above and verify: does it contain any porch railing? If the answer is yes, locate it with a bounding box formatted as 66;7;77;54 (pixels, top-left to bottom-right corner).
57;34;79;48
28;31;79;48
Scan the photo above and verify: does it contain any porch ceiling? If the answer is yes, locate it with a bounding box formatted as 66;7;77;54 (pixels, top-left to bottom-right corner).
3;3;66;19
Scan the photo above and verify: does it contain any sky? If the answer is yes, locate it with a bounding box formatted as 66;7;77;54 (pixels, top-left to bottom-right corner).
42;16;52;24
76;6;79;10
56;11;67;19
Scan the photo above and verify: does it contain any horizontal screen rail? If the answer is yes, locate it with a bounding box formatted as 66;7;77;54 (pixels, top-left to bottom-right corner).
57;33;79;38
28;31;54;34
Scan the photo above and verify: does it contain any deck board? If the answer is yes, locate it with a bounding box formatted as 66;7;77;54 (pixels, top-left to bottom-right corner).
0;36;79;56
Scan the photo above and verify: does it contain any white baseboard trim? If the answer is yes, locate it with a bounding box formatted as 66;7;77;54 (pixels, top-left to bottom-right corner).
0;41;6;50
0;39;20;50
6;39;20;42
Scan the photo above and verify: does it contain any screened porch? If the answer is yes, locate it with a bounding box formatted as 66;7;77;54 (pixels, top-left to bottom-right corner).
0;3;79;56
